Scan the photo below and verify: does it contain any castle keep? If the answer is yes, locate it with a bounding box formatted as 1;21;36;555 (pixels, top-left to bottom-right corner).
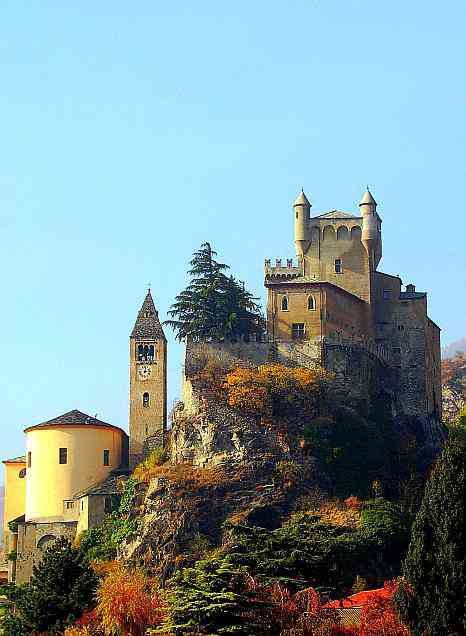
264;189;441;422
1;186;441;584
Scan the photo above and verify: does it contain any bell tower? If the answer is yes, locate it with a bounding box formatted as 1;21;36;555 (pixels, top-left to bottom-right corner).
129;289;167;467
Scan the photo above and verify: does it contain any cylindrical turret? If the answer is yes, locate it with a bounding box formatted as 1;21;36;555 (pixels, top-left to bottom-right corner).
24;411;125;522
359;188;381;269
293;190;311;256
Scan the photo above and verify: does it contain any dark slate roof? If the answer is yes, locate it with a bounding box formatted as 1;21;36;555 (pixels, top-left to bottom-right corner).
2;455;26;464
131;290;166;340
25;409;123;433
73;470;131;499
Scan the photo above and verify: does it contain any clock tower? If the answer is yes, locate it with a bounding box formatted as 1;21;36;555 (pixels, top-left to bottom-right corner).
129;289;167;467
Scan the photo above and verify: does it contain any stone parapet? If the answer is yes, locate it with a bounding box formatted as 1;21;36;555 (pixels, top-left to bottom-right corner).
264;258;301;279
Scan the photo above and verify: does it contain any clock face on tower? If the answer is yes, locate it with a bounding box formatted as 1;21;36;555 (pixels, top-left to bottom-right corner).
137;364;152;381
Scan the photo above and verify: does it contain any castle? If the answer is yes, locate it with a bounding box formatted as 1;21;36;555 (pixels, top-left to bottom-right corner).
1;187;441;584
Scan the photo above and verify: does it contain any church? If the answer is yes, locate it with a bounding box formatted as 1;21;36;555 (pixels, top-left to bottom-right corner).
1;292;168;584
1;186;441;584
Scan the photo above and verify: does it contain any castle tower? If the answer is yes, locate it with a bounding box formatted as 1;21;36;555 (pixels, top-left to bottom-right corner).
293;189;311;261
359;188;382;271
129;290;167;466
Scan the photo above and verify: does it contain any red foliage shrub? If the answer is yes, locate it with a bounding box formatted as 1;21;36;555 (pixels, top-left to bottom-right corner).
331;628;359;636
359;580;411;636
344;496;363;511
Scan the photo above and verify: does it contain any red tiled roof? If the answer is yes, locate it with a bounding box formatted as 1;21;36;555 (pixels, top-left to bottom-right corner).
324;587;390;609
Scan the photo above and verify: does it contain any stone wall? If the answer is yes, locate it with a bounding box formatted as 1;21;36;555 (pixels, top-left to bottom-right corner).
15;520;77;583
182;337;391;417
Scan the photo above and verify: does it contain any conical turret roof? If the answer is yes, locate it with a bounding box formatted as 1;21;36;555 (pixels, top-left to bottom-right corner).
359;188;377;207
293;190;311;207
131;290;166;340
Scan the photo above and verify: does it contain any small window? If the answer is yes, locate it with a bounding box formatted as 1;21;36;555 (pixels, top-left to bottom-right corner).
382;289;391;300
104;496;113;514
281;296;289;311
19;468;26;479
143;392;150;408
334;259;342;273
307;295;316;311
292;323;305;340
103;449;110;466
66;501;74;510
81;500;84;511
59;448;68;465
28;452;31;468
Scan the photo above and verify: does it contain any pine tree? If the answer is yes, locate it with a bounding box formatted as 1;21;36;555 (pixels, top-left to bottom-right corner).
395;438;466;636
166;242;264;341
165;557;269;635
2;536;98;635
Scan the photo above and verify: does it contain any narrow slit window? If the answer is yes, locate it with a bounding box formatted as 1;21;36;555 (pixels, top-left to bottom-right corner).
281;296;289;311
143;392;150;408
334;259;342;273
308;295;316;311
103;449;110;466
59;448;68;465
104;496;113;514
27;452;32;468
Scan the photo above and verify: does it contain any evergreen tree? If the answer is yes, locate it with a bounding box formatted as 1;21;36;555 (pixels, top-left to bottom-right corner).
395;438;466;636
166;242;264;341
2;537;98;635
165;557;269;635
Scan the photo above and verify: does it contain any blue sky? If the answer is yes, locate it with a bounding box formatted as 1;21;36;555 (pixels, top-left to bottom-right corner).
1;1;465;474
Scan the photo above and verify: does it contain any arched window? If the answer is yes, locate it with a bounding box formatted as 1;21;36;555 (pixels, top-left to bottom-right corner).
337;226;349;240
143;392;150;408
37;534;56;551
323;225;335;241
308;295;316;311
149;345;155;361
281;296;289;311
351;225;362;241
137;344;144;361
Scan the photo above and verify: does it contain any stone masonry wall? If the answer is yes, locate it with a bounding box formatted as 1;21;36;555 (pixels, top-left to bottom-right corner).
15;520;77;583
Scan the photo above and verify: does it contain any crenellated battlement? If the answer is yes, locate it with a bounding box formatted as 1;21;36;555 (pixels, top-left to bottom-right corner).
264;257;301;279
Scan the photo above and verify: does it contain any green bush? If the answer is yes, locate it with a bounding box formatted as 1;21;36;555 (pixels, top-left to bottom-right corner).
78;477;138;563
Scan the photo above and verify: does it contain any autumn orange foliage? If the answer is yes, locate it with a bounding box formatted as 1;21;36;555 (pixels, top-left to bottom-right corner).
225;363;332;419
65;565;168;636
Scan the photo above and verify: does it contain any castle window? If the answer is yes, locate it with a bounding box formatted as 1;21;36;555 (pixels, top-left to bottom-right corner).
28;452;31;468
19;468;26;479
137;344;144;361
143;392;150;408
103;449;110;466
307;295;316;311
334;259;342;273
292;323;305;340
66;501;74;510
281;296;289;311
59;448;68;465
